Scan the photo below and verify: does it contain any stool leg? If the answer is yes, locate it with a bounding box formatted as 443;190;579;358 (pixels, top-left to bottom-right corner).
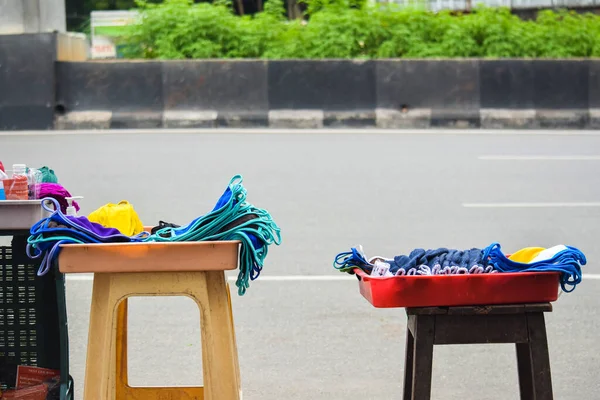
115;299;129;400
516;343;534;399
190;271;241;400
403;321;415;400
527;313;554;400
411;315;435;400
226;283;242;391
84;273;119;400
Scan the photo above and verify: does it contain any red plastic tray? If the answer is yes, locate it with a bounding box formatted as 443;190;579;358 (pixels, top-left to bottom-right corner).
354;268;560;308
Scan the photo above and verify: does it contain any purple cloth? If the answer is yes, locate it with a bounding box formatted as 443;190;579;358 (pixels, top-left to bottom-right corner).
64;215;134;240
35;183;80;214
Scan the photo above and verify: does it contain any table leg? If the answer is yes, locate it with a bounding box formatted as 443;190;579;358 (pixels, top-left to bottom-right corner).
403;321;415;400
528;313;554;400
411;315;435;400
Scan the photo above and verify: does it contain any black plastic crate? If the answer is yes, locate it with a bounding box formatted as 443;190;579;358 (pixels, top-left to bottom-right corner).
0;235;68;397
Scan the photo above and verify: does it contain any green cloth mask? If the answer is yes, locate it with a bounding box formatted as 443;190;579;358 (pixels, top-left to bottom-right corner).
37;166;58;183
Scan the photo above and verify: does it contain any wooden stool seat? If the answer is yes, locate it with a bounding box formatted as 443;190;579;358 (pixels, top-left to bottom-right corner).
58;241;242;400
403;303;554;400
58;241;240;273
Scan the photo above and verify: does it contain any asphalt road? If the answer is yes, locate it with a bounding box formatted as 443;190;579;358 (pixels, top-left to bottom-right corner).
1;129;599;399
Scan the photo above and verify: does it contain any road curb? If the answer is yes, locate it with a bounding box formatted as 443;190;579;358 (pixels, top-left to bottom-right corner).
54;109;600;130
268;110;324;129
480;109;538;129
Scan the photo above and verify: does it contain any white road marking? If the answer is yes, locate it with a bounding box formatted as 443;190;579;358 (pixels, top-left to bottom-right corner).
65;274;94;281
65;274;600;282
3;128;600;136
65;274;357;282
463;202;600;208
479;155;600;161
235;275;357;281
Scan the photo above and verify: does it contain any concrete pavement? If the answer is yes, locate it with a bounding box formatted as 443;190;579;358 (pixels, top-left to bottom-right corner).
2;129;599;399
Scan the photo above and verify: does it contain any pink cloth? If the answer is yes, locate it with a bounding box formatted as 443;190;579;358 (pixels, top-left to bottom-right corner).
35;183;80;214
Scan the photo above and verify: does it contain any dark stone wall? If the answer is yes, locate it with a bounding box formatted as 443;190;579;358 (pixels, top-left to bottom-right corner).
0;33;56;130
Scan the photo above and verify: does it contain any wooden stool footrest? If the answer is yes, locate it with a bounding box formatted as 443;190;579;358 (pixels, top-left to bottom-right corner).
119;386;204;400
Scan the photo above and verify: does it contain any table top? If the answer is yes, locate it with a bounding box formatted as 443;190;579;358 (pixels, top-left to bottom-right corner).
58;240;241;273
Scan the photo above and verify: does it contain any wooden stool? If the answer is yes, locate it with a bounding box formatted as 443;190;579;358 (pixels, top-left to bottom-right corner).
58;241;242;400
403;303;554;400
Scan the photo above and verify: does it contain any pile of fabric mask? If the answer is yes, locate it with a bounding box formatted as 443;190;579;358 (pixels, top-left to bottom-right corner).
27;175;281;295
334;242;586;293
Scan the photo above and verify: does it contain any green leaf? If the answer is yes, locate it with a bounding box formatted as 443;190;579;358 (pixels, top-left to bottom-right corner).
121;2;600;60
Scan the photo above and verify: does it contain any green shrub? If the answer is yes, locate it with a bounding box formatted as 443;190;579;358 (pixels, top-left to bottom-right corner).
123;0;600;59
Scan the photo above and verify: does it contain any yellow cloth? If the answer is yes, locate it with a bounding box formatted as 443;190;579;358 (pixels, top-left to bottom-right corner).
508;247;546;263
88;200;143;236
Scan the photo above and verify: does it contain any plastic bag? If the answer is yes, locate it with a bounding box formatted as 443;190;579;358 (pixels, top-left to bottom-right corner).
27;168;43;200
0;366;60;400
